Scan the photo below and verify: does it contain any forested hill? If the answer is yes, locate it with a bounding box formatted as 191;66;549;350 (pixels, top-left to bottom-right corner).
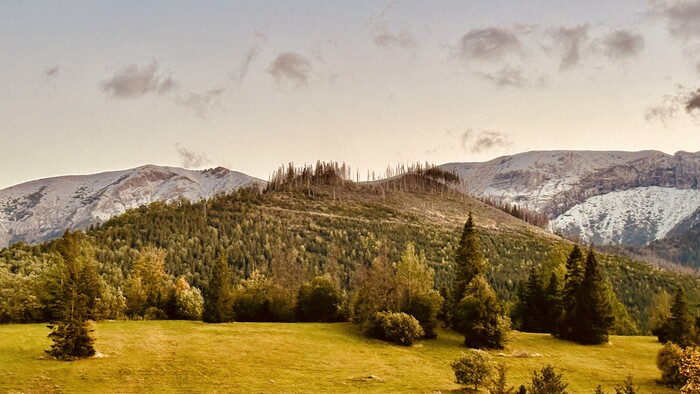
2;169;698;332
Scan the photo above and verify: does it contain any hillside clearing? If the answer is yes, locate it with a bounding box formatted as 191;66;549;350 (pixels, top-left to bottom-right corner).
0;321;675;393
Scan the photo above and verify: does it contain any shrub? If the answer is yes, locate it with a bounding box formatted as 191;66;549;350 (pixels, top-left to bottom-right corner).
490;363;515;394
451;350;494;391
232;271;294;322
296;275;345;322
175;277;204;320
528;365;567;394
368;311;424;346
657;341;684;387
401;290;442;339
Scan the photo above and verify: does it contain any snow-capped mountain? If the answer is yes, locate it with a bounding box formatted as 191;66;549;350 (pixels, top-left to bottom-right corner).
0;165;263;247
442;150;700;246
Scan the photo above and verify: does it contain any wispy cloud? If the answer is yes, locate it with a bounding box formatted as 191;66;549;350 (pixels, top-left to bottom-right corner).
478;65;545;89
651;0;700;41
268;52;313;88
176;143;211;169
550;24;590;71
645;85;700;123
459;129;512;153
368;2;416;49
42;66;60;79
100;60;177;99
598;30;645;59
687;88;700;113
175;88;225;119
232;33;267;86
456;27;522;63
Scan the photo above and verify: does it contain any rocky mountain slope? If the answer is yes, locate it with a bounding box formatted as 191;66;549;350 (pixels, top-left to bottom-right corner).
0;165;262;247
442;150;700;247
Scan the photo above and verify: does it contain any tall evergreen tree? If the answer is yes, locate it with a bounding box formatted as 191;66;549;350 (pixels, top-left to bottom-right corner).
556;245;585;338
451;214;510;349
519;267;548;333
452;213;485;320
45;231;101;360
664;287;698;348
558;249;615;344
203;256;234;323
543;273;561;334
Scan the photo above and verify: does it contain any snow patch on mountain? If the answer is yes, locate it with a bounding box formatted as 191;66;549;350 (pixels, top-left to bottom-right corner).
552;187;700;246
0;165;263;247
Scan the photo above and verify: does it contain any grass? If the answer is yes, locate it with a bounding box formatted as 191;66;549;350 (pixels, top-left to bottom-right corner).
0;321;676;393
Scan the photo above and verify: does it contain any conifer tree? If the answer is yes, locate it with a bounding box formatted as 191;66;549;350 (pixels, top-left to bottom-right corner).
664;287;698;348
519;267;548;333
559;249;615;344
544;273;561;334
203;256;234;323
452;213;485;306
45;231;101;360
452;214;510;349
556;245;585;338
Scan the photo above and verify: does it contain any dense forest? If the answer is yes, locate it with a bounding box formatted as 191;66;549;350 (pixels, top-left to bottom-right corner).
1;164;698;334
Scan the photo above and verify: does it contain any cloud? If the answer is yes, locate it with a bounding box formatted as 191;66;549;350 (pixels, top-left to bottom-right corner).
100;60;177;99
42;66;59;79
550;24;590;71
176;143;211;169
459;129;512;153
687;88;700;113
651;0;700;41
598;30;645;59
175;88;225;119
456;27;522;63
268;52;313;87
368;2;416;49
645;85;700;123
232;33;266;85
478;65;545;88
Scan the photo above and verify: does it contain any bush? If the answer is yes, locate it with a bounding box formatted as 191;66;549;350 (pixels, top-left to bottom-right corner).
451;350;494;391
296;275;345;322
455;276;510;349
401;290;442;339
368;311;424;346
657;342;684;387
175;277;204;320
529;365;568;394
232;271;294;322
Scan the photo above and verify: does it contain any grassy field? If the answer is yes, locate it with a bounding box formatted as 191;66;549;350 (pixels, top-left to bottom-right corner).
0;321;675;393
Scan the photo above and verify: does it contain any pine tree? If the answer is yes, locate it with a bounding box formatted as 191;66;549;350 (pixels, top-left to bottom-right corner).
665;287;698;348
45;231;101;360
455;276;510;349
452;214;510;349
556;245;585;338
452;213;485;307
203;256;234;323
519;267;548;333
564;249;615;344
543;273;561;334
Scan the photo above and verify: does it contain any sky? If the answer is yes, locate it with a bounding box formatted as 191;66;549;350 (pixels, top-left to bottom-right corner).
1;0;700;189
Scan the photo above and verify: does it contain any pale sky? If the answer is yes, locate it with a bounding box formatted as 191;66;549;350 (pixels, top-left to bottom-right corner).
2;1;700;189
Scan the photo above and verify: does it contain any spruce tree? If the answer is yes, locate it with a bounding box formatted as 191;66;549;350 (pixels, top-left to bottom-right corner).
562;249;615;344
556;245;585;338
203;256;234;323
45;231;101;360
519;267;548;333
452;213;485;321
544;273;561;334
665;287;698;348
452;214;510;349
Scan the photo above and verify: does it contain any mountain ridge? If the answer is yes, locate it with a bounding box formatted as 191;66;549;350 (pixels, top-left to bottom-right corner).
0;164;263;247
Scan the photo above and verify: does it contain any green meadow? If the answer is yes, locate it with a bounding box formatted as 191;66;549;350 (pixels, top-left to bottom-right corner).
0;321;674;393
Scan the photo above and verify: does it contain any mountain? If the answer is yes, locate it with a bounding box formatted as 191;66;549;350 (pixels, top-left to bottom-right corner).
441;150;700;249
0;165;263;247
